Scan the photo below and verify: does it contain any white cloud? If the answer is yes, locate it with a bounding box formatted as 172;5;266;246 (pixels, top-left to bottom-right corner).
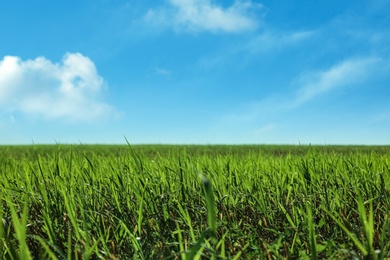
144;0;262;33
0;53;114;122
293;57;382;106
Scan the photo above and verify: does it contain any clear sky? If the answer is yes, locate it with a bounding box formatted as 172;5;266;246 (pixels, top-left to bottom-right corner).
0;0;389;145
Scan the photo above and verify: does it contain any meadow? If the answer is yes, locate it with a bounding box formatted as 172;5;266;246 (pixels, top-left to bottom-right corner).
1;144;390;259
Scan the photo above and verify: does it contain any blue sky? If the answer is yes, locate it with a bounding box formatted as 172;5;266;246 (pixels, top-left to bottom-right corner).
0;0;389;144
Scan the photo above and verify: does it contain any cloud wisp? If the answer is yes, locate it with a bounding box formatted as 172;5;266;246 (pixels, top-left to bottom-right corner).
0;53;114;122
219;56;387;131
245;30;315;53
144;0;262;33
292;57;382;106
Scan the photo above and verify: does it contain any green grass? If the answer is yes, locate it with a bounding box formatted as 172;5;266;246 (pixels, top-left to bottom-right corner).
1;144;390;259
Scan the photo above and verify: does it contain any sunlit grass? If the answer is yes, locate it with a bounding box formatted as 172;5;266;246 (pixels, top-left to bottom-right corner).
0;144;390;259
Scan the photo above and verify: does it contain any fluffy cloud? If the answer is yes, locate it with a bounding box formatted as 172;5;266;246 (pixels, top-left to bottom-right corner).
145;0;262;33
0;53;114;122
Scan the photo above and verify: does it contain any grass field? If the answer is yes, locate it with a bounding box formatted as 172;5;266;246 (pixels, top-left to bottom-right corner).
1;144;390;259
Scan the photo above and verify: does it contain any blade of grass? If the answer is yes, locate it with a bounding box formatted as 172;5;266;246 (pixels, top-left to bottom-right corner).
321;205;367;255
199;173;217;242
7;194;32;259
306;204;318;260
